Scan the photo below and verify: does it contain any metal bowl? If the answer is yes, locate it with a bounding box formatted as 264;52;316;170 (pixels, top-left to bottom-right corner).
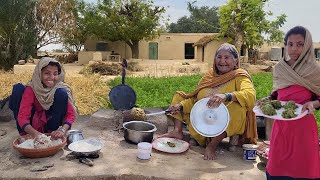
67;129;84;146
68;138;103;156
122;121;157;144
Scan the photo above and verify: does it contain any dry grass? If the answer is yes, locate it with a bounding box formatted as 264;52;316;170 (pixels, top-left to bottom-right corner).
0;71;110;115
0;70;32;97
65;74;110;115
79;61;143;76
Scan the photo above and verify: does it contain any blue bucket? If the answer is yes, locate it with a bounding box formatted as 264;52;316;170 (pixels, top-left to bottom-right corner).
243;144;258;161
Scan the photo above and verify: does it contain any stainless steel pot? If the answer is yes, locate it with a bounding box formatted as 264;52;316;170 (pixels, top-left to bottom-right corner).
67;130;84;145
122;121;157;144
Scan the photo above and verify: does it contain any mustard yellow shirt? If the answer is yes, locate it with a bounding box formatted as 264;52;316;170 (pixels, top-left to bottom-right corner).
171;76;256;146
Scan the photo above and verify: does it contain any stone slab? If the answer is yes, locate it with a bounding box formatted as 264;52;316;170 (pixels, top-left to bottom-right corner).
0;97;14;122
91;108;169;134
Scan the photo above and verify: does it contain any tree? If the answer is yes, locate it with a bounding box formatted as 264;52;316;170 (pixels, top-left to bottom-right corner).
35;0;76;50
93;0;166;59
265;14;287;44
168;2;219;33
0;0;37;70
218;0;286;51
60;0;94;52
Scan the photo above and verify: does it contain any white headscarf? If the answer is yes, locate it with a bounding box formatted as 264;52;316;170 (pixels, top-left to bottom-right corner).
273;26;320;95
27;57;77;113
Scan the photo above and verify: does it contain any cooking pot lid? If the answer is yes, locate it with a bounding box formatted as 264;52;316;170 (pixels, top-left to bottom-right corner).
109;84;136;110
68;138;103;154
190;97;230;137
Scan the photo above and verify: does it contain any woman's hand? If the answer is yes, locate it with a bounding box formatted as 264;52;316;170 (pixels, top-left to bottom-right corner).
51;126;66;139
167;104;183;115
207;94;226;108
302;101;317;114
34;133;45;142
23;125;42;139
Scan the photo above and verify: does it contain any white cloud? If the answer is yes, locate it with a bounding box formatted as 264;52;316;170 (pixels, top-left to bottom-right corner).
39;44;64;52
265;0;320;42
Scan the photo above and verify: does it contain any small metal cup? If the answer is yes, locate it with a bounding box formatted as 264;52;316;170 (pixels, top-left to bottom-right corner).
67;130;84;145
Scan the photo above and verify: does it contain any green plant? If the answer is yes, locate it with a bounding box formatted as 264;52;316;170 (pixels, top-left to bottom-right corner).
108;74;202;108
316;110;320;133
252;73;273;100
108;73;320;133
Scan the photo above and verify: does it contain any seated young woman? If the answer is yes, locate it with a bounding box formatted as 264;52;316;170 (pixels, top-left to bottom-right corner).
9;57;77;141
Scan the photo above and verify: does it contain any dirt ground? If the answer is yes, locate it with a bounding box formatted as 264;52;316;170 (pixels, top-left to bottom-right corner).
0;60;274;180
0;108;267;180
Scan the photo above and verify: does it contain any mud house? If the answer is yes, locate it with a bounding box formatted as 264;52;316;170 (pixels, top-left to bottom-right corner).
79;33;234;65
259;42;320;61
192;35;246;65
79;33;320;65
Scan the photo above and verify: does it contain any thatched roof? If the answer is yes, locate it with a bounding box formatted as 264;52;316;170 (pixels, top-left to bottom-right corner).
193;34;220;47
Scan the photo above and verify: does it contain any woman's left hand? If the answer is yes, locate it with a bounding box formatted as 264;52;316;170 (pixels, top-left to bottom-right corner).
51;127;66;139
302;101;315;114
207;94;226;108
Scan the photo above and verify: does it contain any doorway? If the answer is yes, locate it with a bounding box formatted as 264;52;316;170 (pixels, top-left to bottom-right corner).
202;47;205;62
149;42;158;60
185;43;194;59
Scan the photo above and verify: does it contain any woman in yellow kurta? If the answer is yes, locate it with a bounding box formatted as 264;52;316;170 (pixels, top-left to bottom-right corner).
160;43;257;160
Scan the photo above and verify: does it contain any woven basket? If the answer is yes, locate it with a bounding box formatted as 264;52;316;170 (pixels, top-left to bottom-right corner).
12;134;66;158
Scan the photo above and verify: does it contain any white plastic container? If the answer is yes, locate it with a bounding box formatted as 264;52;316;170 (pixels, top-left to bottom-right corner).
137;142;152;160
242;144;258;161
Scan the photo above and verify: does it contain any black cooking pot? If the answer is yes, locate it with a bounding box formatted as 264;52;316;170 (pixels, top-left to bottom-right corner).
109;59;136;110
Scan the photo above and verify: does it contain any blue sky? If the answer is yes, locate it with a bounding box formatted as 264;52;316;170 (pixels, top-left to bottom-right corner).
41;0;320;51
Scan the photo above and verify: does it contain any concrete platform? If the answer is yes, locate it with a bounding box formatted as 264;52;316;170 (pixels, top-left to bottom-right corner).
0;108;267;180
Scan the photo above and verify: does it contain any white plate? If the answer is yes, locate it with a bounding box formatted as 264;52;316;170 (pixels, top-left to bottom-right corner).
68;138;103;153
190;97;230;137
253;101;308;121
152;137;189;154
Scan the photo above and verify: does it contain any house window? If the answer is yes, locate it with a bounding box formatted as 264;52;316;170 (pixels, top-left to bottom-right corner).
185;43;194;59
96;42;108;51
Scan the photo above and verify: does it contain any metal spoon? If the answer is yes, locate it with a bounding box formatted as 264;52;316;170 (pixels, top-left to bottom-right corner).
145;110;171;117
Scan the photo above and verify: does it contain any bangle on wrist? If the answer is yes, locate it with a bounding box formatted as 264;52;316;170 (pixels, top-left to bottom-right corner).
179;104;183;111
224;93;232;101
58;126;66;134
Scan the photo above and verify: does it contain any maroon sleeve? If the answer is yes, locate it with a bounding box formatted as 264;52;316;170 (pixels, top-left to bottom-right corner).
17;87;35;130
64;101;75;127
